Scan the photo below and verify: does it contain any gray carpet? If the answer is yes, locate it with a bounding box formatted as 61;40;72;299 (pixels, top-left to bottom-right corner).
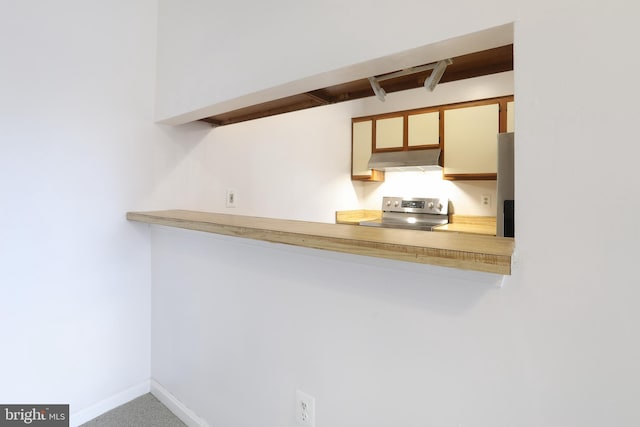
80;393;186;427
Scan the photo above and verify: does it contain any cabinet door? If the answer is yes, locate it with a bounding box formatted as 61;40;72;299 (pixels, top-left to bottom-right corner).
374;116;404;150
352;120;372;177
408;111;439;147
444;103;499;177
506;101;515;132
352;120;383;181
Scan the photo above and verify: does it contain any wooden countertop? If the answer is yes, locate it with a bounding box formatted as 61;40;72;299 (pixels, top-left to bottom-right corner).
335;209;382;225
127;210;513;275
433;215;497;236
433;223;496;235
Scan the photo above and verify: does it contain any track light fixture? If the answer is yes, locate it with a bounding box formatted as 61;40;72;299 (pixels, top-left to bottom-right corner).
424;59;453;92
368;58;453;101
368;76;386;102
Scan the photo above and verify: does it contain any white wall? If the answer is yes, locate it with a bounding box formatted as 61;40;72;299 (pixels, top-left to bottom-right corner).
155;1;514;123
151;0;640;426
0;2;159;424
151;226;507;427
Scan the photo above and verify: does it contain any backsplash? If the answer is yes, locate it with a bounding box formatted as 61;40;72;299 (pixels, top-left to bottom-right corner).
356;170;497;216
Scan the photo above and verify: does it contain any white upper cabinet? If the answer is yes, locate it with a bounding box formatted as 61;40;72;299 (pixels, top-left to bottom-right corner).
507;100;515;132
444;103;500;177
352;96;512;182
374;116;404;150
352;119;384;181
408;111;439;147
352;120;373;177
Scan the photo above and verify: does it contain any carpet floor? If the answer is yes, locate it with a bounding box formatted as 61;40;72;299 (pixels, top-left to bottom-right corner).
80;393;186;427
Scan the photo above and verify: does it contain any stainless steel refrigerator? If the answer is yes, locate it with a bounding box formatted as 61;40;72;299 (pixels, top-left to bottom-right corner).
496;132;514;237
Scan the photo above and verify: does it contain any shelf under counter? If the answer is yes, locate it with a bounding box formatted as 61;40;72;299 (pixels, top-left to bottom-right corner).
127;210;514;275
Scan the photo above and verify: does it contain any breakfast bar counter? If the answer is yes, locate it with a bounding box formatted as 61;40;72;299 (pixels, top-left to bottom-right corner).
127;210;514;275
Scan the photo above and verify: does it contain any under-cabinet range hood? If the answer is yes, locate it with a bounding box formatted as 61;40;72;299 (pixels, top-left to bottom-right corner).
367;149;441;172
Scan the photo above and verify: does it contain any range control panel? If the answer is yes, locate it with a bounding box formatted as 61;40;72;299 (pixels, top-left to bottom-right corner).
382;196;449;215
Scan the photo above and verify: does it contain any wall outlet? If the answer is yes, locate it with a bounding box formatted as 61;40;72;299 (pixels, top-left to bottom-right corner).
226;189;236;208
481;194;491;207
296;390;315;426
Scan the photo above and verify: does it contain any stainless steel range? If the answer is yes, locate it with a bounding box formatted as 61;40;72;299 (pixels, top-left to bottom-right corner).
360;196;449;231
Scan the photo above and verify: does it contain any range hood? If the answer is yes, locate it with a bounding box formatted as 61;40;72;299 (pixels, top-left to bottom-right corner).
367;149;442;172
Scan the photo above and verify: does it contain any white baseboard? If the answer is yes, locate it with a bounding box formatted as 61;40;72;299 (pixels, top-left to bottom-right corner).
69;380;150;426
150;379;210;427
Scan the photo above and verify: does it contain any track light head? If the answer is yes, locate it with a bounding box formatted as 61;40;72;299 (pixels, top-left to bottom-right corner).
424;59;453;92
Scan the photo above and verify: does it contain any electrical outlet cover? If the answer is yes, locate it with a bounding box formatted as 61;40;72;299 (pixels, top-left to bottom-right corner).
226;189;236;208
296;390;315;427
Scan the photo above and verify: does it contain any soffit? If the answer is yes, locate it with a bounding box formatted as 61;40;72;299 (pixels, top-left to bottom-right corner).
200;44;513;127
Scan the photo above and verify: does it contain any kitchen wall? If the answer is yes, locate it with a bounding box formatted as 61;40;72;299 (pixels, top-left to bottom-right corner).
151;1;640;427
359;171;499;216
5;1;636;426
0;2;159;424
